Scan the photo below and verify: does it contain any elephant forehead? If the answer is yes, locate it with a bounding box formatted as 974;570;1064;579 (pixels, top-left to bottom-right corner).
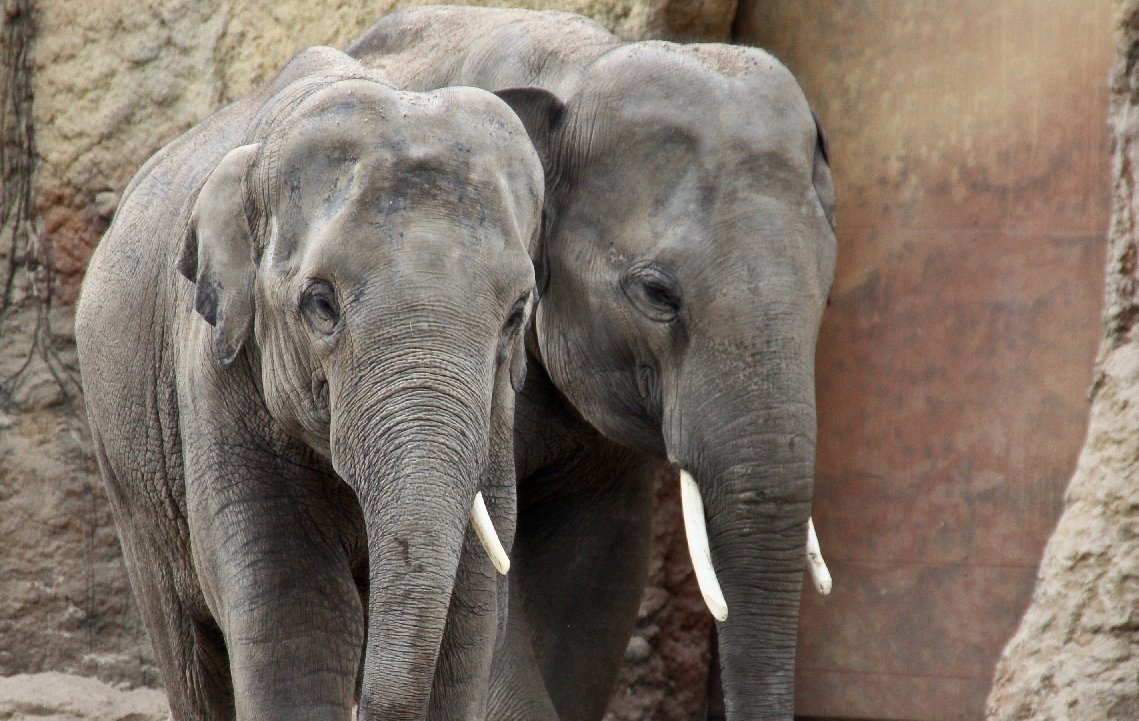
270;138;533;253
277;79;540;173
266;84;541;229
262;140;535;298
560;50;823;258
578;45;815;163
561;126;817;255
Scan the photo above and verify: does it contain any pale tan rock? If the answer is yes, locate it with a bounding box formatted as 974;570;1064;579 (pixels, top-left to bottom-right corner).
0;673;169;721
986;2;1139;716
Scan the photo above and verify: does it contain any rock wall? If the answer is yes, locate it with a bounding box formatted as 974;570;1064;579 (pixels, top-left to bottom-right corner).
0;0;731;710
986;1;1139;716
0;0;151;686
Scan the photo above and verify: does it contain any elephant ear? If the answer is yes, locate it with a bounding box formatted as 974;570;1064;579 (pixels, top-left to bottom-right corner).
493;87;566;171
810;107;836;230
494;87;566;299
508;295;535;393
176;143;261;370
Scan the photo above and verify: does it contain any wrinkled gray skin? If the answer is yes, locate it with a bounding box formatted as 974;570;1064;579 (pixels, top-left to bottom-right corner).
349;9;837;721
75;47;542;721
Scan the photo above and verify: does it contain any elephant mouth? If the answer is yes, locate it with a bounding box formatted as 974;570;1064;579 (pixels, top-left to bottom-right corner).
677;468;832;623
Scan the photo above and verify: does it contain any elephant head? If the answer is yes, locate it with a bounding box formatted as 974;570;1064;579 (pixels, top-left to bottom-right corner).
177;61;542;719
497;43;836;719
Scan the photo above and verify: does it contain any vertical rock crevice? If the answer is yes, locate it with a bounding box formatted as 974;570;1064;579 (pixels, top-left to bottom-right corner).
1;0;35;325
0;0;78;412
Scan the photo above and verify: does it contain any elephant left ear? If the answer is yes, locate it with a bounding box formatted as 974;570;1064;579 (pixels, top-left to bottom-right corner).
507;294;535;393
810;107;836;230
176;143;261;370
509;323;529;393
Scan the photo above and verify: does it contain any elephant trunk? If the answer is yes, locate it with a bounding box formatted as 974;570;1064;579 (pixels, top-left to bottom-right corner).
331;362;511;721
666;352;817;720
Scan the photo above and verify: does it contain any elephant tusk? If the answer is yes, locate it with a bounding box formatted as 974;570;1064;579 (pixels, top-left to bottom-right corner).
470;491;510;575
806;517;832;595
679;470;728;622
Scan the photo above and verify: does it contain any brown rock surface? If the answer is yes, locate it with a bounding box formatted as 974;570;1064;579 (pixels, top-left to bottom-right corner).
737;0;1114;716
985;1;1139;716
1;0;154;687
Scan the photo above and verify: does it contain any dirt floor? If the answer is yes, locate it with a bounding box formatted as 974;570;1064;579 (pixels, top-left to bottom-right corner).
0;673;168;720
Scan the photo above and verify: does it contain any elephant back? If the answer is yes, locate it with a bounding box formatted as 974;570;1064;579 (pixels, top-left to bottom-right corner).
347;6;622;98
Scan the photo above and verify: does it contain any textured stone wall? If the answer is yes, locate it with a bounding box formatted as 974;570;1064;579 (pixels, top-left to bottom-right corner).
986;1;1139;716
0;0;150;686
0;0;731;709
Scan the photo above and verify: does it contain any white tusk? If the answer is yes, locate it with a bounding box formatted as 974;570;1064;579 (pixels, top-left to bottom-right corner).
806;517;832;595
679;470;728;622
470;491;510;575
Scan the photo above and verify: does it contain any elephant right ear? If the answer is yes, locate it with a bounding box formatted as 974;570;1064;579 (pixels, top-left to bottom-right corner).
494;87;565;298
176;143;261;370
810;107;836;230
493;87;566;175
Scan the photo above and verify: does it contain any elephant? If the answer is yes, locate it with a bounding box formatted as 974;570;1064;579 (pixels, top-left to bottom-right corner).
75;46;543;721
348;9;838;720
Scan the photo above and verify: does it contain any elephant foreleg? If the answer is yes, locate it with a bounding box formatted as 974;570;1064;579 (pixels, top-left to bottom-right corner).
183;440;367;721
124;531;236;720
507;441;657;721
89;425;235;721
208;491;365;721
486;577;560;721
428;525;516;720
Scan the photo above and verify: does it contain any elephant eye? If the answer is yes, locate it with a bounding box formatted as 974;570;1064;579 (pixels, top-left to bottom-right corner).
301;280;341;337
623;263;681;323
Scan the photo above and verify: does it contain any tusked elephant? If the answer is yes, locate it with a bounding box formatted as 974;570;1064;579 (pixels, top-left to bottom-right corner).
348;9;838;720
75;46;542;721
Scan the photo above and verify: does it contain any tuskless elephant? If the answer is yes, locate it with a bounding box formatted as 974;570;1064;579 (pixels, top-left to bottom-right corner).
75;47;542;720
348;9;838;720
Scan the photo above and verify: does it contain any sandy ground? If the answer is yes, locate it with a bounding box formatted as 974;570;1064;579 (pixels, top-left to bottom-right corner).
0;673;168;721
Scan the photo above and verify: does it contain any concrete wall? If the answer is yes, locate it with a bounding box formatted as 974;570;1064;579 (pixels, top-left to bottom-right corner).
735;1;1114;718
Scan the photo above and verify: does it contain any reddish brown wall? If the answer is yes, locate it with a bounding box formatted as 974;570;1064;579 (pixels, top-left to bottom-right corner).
735;1;1114;718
